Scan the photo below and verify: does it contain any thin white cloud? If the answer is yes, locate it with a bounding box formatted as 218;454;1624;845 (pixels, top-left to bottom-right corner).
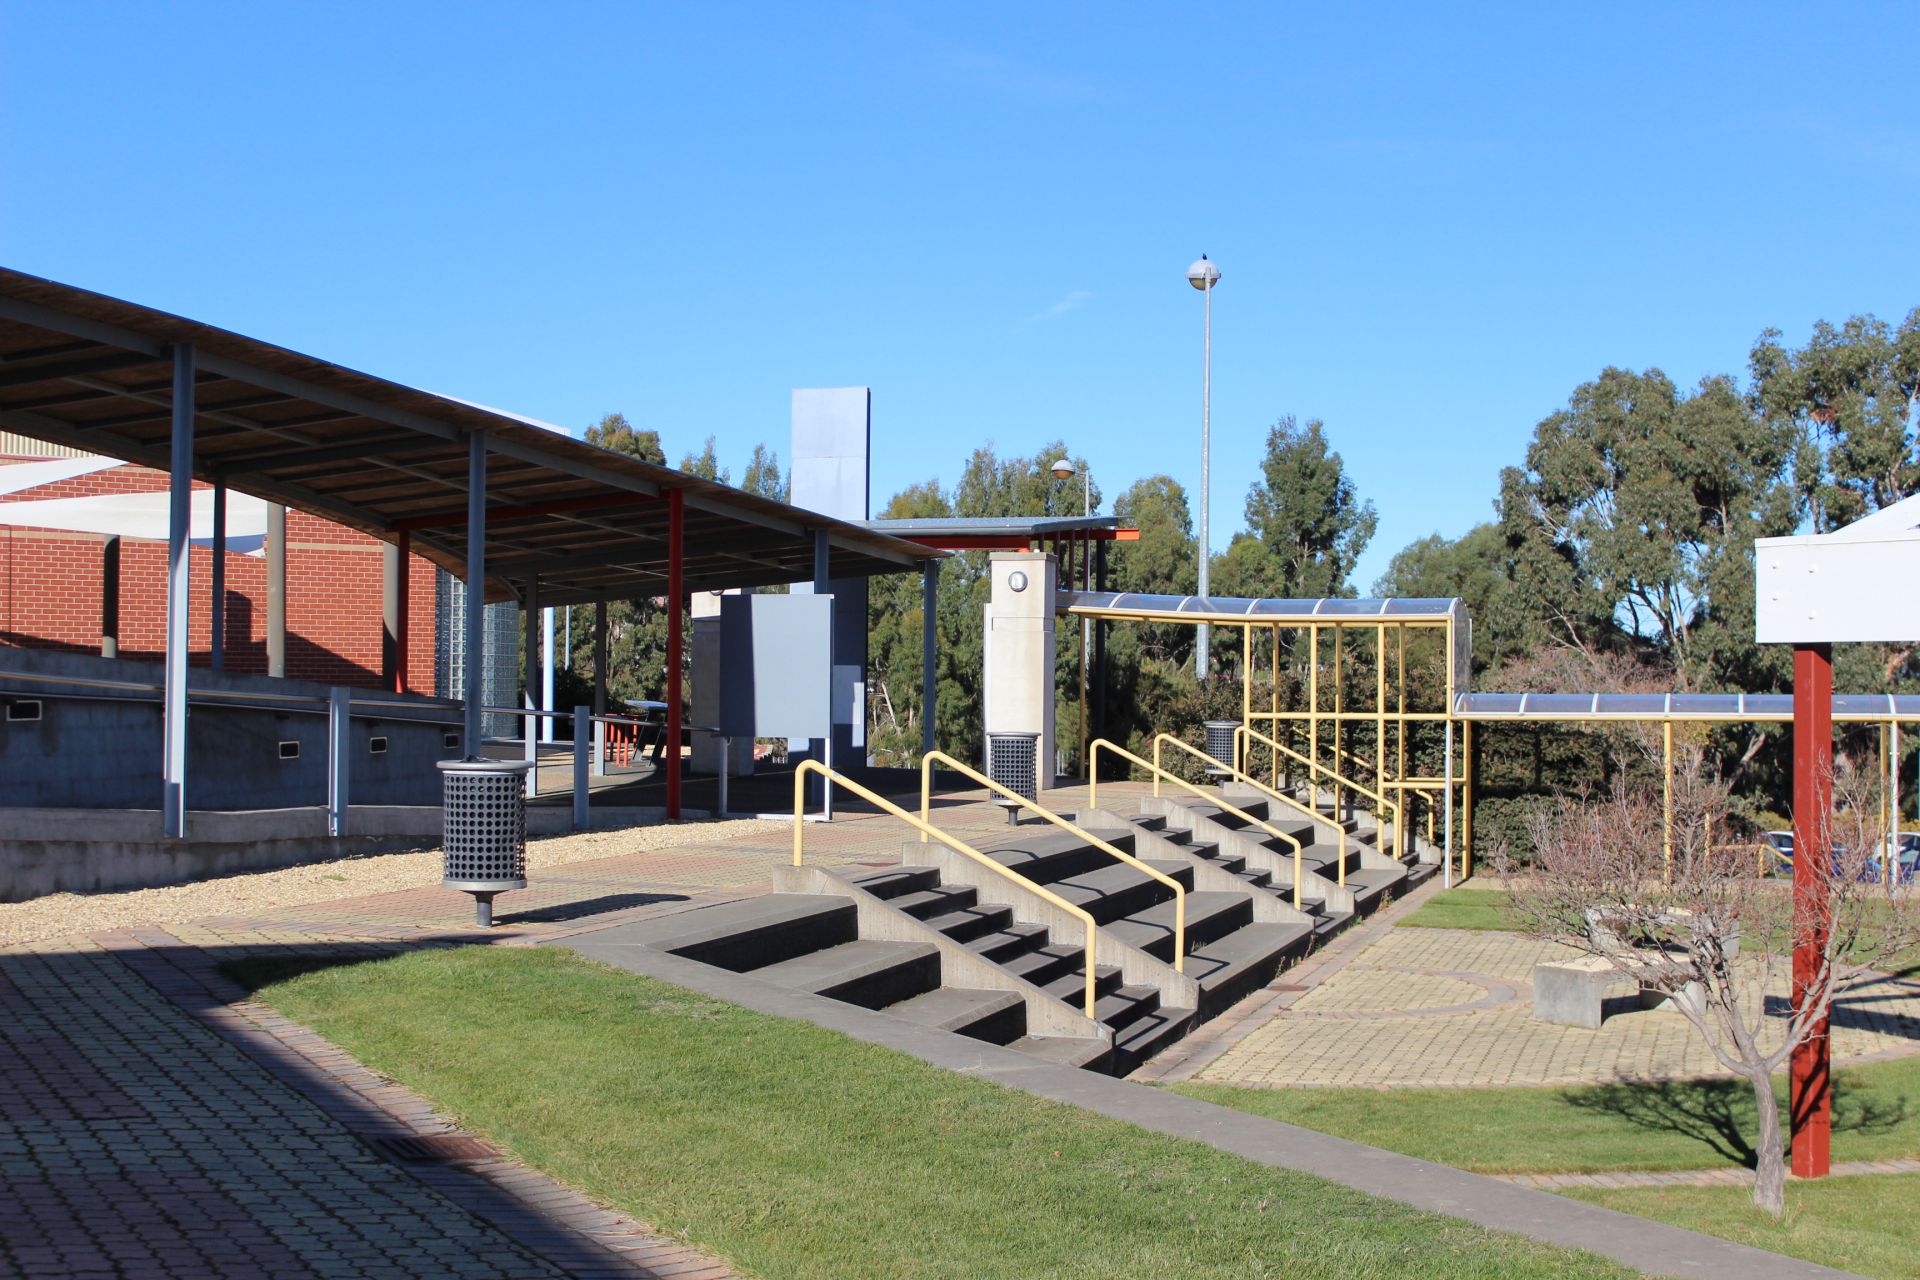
1015;289;1095;332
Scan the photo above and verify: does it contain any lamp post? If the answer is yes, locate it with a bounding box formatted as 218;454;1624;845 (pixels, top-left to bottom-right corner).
1050;457;1093;775
1187;254;1220;678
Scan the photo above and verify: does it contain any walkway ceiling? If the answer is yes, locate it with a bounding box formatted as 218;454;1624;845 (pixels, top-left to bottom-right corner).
0;268;941;605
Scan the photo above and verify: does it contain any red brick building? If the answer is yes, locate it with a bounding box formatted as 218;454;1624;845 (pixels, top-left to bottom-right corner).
2;440;438;691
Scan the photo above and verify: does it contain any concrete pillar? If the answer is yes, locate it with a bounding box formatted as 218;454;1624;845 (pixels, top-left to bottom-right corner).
100;535;120;659
984;549;1057;789
265;502;287;678
541;605;555;743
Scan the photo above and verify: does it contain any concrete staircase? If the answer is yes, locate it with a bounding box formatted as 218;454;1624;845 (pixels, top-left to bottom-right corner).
592;891;1115;1069
587;780;1440;1076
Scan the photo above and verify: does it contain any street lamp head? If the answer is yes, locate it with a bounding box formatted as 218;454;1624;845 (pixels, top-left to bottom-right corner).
1186;254;1220;291
1049;457;1077;480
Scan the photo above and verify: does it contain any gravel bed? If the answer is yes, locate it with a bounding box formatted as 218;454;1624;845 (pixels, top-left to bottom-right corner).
0;817;783;947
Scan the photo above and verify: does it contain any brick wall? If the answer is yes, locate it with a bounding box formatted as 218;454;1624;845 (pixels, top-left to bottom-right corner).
0;456;439;691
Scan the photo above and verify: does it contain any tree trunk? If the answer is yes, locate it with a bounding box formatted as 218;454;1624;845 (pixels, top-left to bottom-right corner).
1749;1068;1787;1216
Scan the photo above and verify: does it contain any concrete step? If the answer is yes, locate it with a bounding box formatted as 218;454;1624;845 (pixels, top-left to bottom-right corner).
1110;1002;1196;1074
1182;921;1314;1016
841;865;940;901
885;987;1027;1043
1037;963;1124;1005
1008;1035;1112;1071
1000;941;1090;988
920;901;1016;944
1094;983;1164;1033
982;827;1141;885
1045;859;1194;924
612;894;857;972
962;922;1052;964
1312;909;1354;938
1102;891;1253;961
888;883;980;920
747;939;940;1010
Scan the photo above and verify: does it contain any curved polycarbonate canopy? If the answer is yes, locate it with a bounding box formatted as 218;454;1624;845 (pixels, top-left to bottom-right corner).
1059;590;1463;622
1453;691;1920;723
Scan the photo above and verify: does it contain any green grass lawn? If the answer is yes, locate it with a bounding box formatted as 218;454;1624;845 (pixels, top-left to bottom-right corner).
226;946;1637;1280
1396;888;1517;931
1565;1174;1920;1280
1172;1056;1918;1175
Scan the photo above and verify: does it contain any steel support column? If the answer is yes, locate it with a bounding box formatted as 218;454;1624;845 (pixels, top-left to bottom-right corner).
921;559;939;757
1791;642;1834;1179
462;434;486;757
592;599;608;776
209;479;226;671
383;532;410;693
666;488;684;819
1093;539;1108;750
523;578;539;793
266;502;287;678
161;344;195;837
100;535;120;659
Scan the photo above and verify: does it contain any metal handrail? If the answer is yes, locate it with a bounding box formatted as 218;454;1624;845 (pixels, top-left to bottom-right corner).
1088;737;1325;891
918;750;1184;971
791;759;1102;1018
1150;734;1313;906
1235;724;1403;861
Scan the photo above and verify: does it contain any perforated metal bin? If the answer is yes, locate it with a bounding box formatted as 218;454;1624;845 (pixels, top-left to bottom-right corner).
986;731;1039;824
438;758;535;926
1203;720;1239;772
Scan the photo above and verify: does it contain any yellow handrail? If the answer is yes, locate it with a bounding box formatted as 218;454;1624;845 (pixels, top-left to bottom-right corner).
792;760;1103;1018
1235;724;1403;861
1325;742;1411;862
1149;734;1311;906
1089;737;1327;893
919;751;1184;971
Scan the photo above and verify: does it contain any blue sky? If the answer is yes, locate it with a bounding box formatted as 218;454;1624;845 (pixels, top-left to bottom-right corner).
4;3;1916;590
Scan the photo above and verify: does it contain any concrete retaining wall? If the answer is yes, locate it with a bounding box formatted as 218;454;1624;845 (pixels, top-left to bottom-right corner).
0;648;460;810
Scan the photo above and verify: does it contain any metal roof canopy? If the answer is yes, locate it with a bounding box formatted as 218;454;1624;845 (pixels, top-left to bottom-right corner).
0;267;941;605
1061;590;1462;621
864;515;1139;550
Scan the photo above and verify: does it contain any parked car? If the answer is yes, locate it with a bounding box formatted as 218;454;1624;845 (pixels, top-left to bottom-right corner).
1763;830;1794;874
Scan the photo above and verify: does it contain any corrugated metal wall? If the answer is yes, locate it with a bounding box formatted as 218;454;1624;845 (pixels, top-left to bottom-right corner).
0;432;94;459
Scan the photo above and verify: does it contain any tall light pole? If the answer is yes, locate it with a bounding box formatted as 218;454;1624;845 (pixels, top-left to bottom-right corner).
1187;254;1220;678
1051;457;1093;774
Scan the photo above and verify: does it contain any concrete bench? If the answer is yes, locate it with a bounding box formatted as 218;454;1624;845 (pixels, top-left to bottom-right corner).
1532;954;1706;1029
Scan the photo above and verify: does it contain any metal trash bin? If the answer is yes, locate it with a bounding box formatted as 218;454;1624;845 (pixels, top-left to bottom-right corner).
1203;720;1239;774
438;758;535;926
986;731;1039;824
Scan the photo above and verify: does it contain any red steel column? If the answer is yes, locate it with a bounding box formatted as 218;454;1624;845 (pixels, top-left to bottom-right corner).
666;488;684;820
1791;642;1833;1179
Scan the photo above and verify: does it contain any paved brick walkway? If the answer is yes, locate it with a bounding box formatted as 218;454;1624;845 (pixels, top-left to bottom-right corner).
1182;921;1920;1089
0;782;1127;1280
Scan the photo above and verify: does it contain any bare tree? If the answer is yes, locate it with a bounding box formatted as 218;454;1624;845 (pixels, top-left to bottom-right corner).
1501;739;1920;1215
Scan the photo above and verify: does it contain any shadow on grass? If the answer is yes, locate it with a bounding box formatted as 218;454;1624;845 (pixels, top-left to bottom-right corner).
1563;1073;1910;1169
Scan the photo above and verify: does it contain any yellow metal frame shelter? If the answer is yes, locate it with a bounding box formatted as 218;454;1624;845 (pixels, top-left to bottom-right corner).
1060;589;1920;885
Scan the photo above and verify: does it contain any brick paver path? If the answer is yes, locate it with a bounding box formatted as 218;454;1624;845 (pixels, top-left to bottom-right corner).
1184;923;1920;1089
0;782;1124;1279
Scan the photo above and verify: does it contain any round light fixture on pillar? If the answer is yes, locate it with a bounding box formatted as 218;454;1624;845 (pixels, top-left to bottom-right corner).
1050;457;1076;480
1186;255;1221;291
